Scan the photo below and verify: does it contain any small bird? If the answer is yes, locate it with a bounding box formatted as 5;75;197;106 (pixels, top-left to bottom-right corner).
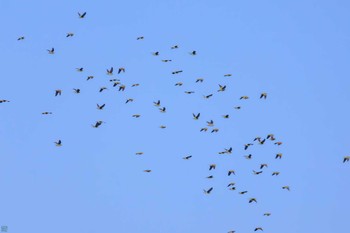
249;198;257;203
267;134;275;141
253;170;263;175
175;82;183;86
54;140;62;146
203;94;213;99
87;76;94;81
0;100;10;103
229;187;236;191
131;83;140;87
76;67;83;72
17;36;25;40
118;85;126;91
113;81;120;87
172;70;183;74
78;12;87;18
193;113;200;120
73;88;80;94
196;78;204;83
132;114;141;118
110;79;119;82
206;175;214;179
263;213;271;216
125;98;134;104
218;84;226;92
272;172;280;176
260;164;268;169
160;125;167;129
224;74;232;77
92;121;104;128
159;107;166;113
254;137;261;142
222;114;229;119
234;106;241;110
211;128;219;133
135;152;144;155
97;104;105;110
225;147;233;154
254;227;263;231
203;187;213;194
184;91;195;94
240;96;249;100
171;45;179;49
106;67;113;75
153;100;161;107
183;155;192;160
275;153;282;159
209;164;216;170
207;120;214;127
282;186;290;191
137;36;144;40
244;143;253;150
244;154;252;159
118;67;125;74
144;170;152;173
258;139;266;145
42;112;52;115
55;90;62;96
47;48;54;54
99;87;107;92
152;51;159;56
161;59;172;62
260;92;267;99
200;127;208;132
227;182;235;187
228;230;236;233
66;32;74;37
189;50;197;55
228;170;235;176
239;191;248;195
274;142;283;146
343;156;350;163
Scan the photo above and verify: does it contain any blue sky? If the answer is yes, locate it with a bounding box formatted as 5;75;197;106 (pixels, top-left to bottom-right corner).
1;0;350;232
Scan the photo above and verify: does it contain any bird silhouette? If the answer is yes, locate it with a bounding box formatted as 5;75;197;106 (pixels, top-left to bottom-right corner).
78;12;87;18
47;48;54;54
203;187;213;194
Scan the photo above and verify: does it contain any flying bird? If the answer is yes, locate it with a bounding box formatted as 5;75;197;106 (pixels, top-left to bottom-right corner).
343;156;350;163
73;88;80;94
118;67;125;74
171;45;179;49
175;82;183;86
222;114;229;119
66;32;74;37
99;87;107;92
42;112;52;115
172;70;183;74
0;100;10;103
249;198;257;203
152;51;159;56
54;140;62;146
244;154;252;159
87;76;94;81
244;143;253;150
153;100;161;107
206;175;214;179
209;164;216;170
193;113;200;120
144;170;152;173
55;90;62;96
274;142;283;146
211;128;219;133
118;85;126;91
203;187;213;194
47;48;54;54
239;191;248;195
135;152;144;155
263;213;271;216
228;170;235;176
272;171;280;176
207;120;214;126
282;186;290;191
218;84;226;92
275;153;282;159
132;114;141;118
224;74;232;77
240;96;249;100
125;98;134;104
131;83;140;87
253;170;263;175
189;50;197;55
203;94;213;99
260;164;268;169
159;107;166;113
92;121;104;128
196;78;204;83
225;147;233;154
17;36;25;40
161;59;172;62
183;155;192;160
137;36;144;40
260;92;267;99
106;67;113;75
97;104;105;110
227;182;235;187
200;128;208;132
254;227;263;231
184;91;195;94
76;67;83;72
78;12;87;18
159;125;166;129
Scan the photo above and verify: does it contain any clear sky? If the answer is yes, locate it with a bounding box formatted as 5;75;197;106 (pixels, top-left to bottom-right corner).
1;0;350;233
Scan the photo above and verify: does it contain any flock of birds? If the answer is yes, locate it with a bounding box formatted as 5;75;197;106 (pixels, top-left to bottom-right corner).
1;10;349;233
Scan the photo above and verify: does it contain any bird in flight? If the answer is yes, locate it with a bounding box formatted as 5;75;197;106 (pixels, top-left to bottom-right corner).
73;88;80;94
172;70;183;74
161;59;172;62
152;51;159;56
222;114;229;119
209;164;216;170
17;36;25;40
206;175;214;179
97;104;105;110
92;121;104;128
0;100;10;103
184;91;195;94
66;33;74;37
143;170;152;173
137;36;144;40
159;125;166;129
189;50;197;55
260;92;267;99
125;98;134;104
224;74;232;77
118;67;125;74
132;114;141;118
171;45;179;49
106;67;113;75
47;48;55;54
196;78;204;83
183;155;192;160
153;100;161;107
87;76;94;81
218;84;226;92
193;113;200;120
175;82;183;86
260;164;268;169
203;94;213;99
211;128;219;133
274;141;283;146
240;96;249;100
254;227;263;231
78;12;87;18
228;170;235;176
272;171;280;176
42;112;52;115
244;143;253;150
54;140;62;147
275;153;282;159
207;120;214;127
263;213;271;216
99;87;107;92
159;107;166;113
227;182;235;187
76;67;83;72
55;90;62;96
244;154;252;159
239;191;248;195
135;152;144;155
282;186;290;191
249;198;257;203
343;156;350;163
118;85;126;91
253;170;263;175
203;187;213;194
200;128;208;132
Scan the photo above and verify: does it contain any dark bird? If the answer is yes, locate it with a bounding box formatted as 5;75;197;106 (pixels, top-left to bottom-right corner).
203;94;213;99
137;36;144;40
153;100;161;107
260;164;268;169
54;140;62;146
171;45;179;49
159;107;166;113
55;90;62;96
76;67;83;72
244;154;252;159
125;98;134;104
152;51;159;56
78;12;87;18
66;32;74;37
200;127;208;132
92;121;104;128
189;50;197;55
275;153;282;159
0;100;10;103
222;114;229;119
73;88;80;94
239;191;248;195
47;48;54;54
99;87;107;92
234;106;241;110
97;104;105;110
203;187;213;194
87;76;94;81
118;85;126;91
175;82;183;86
227;182;235;187
218;84;226;92
229;187;236;191
196;78;204;83
282;186;290;191
135;152;144;155
132;114;141;118
260;92;267;99
228;170;235;176
211;128;219;133
17;36;25;40
112;81;120;87
184;91;195;94
183;155;192;160
224;74;232;77
172;70;183;74
254;137;261;142
193;113;200;120
42;112;52;115
263;213;271;216
228;230;236;233
244;143;253;150
107;67;113;75
207;120;214;127
249;198;257;203
266;134;275;141
253;170;263;175
274;141;283;146
131;83;140;87
206;175;214;179
258;139;266;145
272;171;280;176
161;59;172;62
240;96;249;100
209;164;216;170
343;156;350;163
144;170;152;173
160;125;167;129
118;67;125;74
254;227;263;231
225;147;233;154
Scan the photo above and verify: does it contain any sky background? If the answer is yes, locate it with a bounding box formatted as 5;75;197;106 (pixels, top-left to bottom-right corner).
1;0;350;232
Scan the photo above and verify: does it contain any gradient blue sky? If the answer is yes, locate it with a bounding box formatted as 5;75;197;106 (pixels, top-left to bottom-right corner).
1;0;350;233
